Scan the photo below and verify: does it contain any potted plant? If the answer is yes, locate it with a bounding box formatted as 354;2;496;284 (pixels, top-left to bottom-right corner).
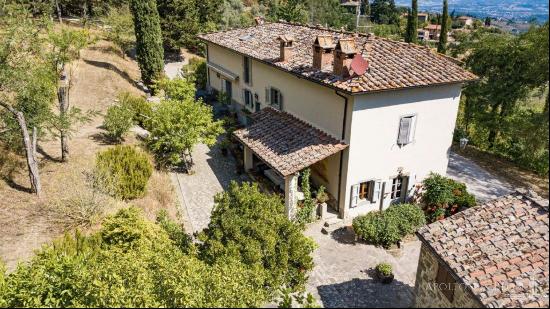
375;263;394;284
315;186;329;218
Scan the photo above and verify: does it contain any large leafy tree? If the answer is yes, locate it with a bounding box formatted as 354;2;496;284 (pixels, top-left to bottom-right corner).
129;0;164;88
370;0;400;25
0;207;269;307
102;6;135;58
307;0;354;29
198;182;316;293
405;0;418;43
437;0;449;53
156;0;200;52
147;78;223;171
269;0;308;24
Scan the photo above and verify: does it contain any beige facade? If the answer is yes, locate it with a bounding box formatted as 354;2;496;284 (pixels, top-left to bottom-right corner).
206;42;463;219
414;244;483;308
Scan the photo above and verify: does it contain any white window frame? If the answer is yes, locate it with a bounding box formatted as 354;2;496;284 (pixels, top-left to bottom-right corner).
390;175;409;200
397;114;417;146
265;87;283;111
350;179;382;208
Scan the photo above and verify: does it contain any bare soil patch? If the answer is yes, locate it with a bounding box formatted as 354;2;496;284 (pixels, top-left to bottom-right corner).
0;39;179;271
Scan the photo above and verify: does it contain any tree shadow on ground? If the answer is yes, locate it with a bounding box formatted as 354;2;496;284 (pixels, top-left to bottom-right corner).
89;131;119;146
205;138;250;191
316;276;415;308
2;175;32;194
36;145;62;163
329;226;357;245
83;59;141;90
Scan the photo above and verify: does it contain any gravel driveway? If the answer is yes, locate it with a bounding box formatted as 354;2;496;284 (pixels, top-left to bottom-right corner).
447;151;513;203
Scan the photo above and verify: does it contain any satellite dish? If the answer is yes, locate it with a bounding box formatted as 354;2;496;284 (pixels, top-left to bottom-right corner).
350;53;369;76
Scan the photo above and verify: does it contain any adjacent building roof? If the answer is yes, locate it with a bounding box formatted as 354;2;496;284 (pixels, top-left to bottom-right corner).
233;107;348;177
198;22;477;94
417;192;549;308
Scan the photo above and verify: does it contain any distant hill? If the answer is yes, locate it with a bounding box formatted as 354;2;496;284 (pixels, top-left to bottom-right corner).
394;0;549;23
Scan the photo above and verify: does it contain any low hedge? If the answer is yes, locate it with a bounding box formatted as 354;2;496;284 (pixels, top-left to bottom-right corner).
352;204;426;248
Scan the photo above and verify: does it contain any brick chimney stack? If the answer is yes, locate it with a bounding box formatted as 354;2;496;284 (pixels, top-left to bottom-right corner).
277;35;295;62
312;35;335;70
333;38;358;77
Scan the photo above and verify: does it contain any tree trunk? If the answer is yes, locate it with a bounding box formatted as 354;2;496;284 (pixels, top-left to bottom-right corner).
58;69;70;162
55;0;62;24
0;102;42;197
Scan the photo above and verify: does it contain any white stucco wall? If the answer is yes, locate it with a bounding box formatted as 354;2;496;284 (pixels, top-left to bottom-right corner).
340;84;462;218
207;43;348;199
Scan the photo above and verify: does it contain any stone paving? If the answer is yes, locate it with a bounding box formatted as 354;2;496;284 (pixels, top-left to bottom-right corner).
305;223;421;308
171;142;248;234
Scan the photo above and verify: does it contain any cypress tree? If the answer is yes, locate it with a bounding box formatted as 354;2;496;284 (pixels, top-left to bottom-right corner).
405;0;418;43
129;0;164;89
437;0;449;54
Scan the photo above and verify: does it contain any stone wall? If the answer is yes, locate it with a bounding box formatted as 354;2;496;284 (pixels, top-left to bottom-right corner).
414;243;483;308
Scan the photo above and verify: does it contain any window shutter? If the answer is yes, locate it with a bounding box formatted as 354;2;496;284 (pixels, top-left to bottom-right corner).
398;117;412;145
371;180;381;203
241;90;246;106
278;92;283;111
265;87;270;104
402;176;411;201
350;184;360;208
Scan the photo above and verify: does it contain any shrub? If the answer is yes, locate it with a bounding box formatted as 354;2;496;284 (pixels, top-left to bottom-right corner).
375;262;393;276
316;185;329;204
422;173;476;222
1;207;268;307
198;182;315;293
353;204;426;248
118;92;153;129
103;103;134;142
94;145;153;200
296;168;317;224
156;209;192;253
183;58;207;90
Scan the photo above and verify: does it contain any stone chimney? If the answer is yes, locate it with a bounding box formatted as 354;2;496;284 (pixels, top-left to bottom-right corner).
312;35;335;70
277;35;295;62
333;38;358;77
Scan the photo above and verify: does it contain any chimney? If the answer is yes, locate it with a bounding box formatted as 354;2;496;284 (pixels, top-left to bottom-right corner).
277;35;295;62
333;38;358;77
254;16;264;26
312;35;335;70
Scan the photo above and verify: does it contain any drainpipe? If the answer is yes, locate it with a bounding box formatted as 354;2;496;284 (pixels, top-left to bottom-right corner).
335;91;348;215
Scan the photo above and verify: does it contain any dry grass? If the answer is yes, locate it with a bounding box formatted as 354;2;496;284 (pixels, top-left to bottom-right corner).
0;36;179;271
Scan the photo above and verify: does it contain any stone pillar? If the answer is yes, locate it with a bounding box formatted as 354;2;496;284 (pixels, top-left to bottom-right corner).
244;145;254;171
284;173;298;219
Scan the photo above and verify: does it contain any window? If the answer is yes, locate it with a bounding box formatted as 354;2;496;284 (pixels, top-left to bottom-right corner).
243;89;253;109
266;87;283;110
435;263;456;302
350;180;381;208
243;56;251;85
390;176;408;199
359;181;372;200
397;115;416;146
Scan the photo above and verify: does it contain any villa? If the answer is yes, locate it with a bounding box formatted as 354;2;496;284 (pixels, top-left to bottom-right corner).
198;19;477;219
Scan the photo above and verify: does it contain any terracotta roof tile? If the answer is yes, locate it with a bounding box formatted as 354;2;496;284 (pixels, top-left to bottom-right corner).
233;107;347;177
417;192;549;308
198;22;477;94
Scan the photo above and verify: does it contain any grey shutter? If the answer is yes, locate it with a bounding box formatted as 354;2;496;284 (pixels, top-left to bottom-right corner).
278;91;283;111
350;184;360;208
241;89;245;106
371;180;382;203
265;87;270;104
398;117;412;145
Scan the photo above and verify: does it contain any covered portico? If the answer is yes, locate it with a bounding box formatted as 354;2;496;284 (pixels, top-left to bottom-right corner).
233;107;348;219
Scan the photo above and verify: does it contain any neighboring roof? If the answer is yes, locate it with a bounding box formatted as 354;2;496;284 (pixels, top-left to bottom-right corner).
233;107;348;177
198;22;477;94
417;192;549;308
424;24;442;30
458;16;473;20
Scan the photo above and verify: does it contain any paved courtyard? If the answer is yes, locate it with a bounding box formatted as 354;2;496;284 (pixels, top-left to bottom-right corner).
305;223;421;308
447;151;513;203
171;142;248;234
